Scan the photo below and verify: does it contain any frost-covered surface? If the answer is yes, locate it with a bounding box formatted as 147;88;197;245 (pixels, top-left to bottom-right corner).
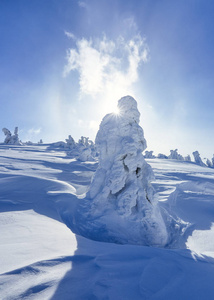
73;96;168;246
1;145;214;299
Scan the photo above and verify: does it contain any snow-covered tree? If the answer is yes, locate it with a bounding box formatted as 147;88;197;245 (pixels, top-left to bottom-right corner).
206;158;212;168
65;135;76;149
157;153;168;159
144;150;155;159
76;136;96;161
86;96;168;246
184;155;191;162
168;149;184;161
212;155;214;168
192;151;206;167
2;127;21;145
63;135;96;161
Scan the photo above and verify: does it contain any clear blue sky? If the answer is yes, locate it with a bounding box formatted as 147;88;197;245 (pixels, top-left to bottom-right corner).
1;0;214;159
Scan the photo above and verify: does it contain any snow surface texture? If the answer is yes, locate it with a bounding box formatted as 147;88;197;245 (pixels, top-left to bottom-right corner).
75;96;168;246
1;145;214;299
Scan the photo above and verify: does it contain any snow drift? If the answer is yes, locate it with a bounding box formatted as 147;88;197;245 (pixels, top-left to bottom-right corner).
1;143;214;299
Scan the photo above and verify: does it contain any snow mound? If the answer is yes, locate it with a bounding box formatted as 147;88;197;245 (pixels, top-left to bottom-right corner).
70;96;168;246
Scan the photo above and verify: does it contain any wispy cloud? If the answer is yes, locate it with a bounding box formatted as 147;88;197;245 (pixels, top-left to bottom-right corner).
64;31;76;40
64;34;148;112
22;127;42;142
78;1;88;9
28;128;41;135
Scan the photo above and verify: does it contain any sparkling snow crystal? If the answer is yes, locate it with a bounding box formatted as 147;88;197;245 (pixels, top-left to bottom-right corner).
78;96;168;246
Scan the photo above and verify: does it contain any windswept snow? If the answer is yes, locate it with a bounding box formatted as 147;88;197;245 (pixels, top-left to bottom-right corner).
0;144;214;299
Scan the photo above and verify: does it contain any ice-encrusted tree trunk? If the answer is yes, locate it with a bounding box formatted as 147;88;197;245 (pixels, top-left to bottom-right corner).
86;96;168;246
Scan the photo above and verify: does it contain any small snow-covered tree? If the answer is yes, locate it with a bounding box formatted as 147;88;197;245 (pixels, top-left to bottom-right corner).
144;150;155;159
2;128;11;144
168;149;184;161
65;135;76;149
206;158;212;168
86;96;168;246
184;155;191;162
192;151;206;167
212;155;214;168
157;153;168;159
76;136;96;161
2;127;21;145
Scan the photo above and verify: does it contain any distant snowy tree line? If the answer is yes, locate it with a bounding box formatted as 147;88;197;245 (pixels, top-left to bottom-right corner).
2;127;43;146
2;127;214;167
144;149;214;168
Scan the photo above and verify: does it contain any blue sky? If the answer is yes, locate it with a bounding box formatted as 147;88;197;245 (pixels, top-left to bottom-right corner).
1;0;214;159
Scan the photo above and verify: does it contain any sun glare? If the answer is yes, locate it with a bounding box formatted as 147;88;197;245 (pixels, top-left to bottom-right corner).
113;106;120;115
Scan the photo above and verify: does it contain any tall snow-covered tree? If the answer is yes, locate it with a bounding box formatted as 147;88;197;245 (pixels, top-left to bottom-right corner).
86;96;168;246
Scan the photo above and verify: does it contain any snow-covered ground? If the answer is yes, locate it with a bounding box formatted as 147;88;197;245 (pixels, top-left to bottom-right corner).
0;144;214;300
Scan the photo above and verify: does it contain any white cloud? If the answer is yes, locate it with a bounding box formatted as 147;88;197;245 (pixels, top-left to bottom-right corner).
64;34;148;113
20;127;42;143
28;128;41;135
78;1;88;9
64;31;76;40
123;16;138;32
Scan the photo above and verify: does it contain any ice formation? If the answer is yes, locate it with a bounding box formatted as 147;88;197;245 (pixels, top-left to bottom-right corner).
82;96;168;246
2;127;21;145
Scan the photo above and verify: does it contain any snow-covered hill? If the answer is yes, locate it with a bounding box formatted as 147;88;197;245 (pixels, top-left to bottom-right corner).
0;144;214;300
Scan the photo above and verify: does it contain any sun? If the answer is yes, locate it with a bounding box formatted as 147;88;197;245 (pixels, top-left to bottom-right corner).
112;106;120;115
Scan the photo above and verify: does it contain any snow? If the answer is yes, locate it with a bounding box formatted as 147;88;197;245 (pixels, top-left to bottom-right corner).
1;144;214;299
